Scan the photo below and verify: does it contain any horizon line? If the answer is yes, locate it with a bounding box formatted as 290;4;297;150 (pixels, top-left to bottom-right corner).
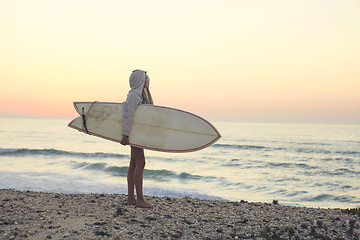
1;114;359;126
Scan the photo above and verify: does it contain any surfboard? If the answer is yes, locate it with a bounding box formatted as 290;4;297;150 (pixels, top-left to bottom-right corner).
68;102;221;153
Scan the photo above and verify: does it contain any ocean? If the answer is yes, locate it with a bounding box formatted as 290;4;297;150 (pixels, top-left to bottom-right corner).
0;117;359;208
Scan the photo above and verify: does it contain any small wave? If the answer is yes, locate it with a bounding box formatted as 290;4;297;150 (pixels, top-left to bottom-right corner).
0;148;127;159
335;150;360;156
301;194;359;203
223;163;242;167
321;157;355;164
271;177;301;183
179;172;203;180
71;161;214;182
296;148;331;154
306;194;333;201
267;162;317;170
320;168;360;177
299;142;331;146
334;168;360;176
286;191;308;197
213;144;267;150
144;169;177;180
72;162;89;168
0;148;24;153
84;163;107;170
72;161;128;176
105;166;128;176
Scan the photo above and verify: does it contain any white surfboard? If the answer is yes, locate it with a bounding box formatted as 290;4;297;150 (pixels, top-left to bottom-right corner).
68;102;221;153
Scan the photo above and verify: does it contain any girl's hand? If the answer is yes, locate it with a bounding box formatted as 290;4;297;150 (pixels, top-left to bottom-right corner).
120;136;129;145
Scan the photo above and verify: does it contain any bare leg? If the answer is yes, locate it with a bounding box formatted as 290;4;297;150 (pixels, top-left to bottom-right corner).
126;154;136;205
131;147;152;208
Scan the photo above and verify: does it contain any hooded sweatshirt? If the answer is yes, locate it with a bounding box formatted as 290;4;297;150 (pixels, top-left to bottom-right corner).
122;70;153;136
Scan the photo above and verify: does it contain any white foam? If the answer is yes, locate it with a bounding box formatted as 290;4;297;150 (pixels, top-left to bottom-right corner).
0;171;224;200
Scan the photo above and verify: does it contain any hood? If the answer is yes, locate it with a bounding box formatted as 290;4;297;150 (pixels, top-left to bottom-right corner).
129;70;147;97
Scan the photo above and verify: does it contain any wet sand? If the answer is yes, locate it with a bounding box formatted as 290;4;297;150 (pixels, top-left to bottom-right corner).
0;189;359;239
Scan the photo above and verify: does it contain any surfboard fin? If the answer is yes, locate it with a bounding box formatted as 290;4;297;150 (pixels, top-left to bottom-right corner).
81;107;90;134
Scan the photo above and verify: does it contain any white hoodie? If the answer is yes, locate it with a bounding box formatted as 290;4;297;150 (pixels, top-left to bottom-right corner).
122;70;153;136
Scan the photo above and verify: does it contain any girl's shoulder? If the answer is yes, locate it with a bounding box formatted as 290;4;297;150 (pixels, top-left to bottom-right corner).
126;91;142;103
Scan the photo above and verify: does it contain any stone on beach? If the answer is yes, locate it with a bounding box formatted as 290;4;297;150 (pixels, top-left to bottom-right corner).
0;189;359;239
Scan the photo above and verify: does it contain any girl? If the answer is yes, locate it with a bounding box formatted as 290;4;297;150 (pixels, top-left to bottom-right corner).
120;69;153;208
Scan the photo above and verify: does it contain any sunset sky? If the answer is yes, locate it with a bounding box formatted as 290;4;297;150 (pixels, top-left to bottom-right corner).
1;0;359;123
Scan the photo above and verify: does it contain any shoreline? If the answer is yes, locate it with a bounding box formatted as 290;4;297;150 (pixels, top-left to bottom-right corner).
0;189;359;239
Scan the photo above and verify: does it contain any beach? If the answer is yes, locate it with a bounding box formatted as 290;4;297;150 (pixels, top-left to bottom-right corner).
1;189;359;239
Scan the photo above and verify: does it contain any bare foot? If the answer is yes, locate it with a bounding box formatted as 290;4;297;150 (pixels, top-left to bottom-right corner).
126;197;137;206
136;199;152;208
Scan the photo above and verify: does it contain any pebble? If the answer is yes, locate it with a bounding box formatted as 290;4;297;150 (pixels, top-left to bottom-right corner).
0;189;359;239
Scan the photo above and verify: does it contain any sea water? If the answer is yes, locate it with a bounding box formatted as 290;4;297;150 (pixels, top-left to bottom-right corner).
0;117;359;208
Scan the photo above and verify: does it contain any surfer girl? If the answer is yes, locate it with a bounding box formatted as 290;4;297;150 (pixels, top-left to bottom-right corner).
120;69;153;208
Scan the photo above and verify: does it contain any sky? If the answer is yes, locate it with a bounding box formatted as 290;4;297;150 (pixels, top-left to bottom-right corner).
1;0;359;123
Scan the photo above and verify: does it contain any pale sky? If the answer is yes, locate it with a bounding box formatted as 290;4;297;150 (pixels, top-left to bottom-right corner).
1;0;359;123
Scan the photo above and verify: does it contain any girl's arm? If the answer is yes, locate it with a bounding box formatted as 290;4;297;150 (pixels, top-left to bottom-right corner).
121;93;141;145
